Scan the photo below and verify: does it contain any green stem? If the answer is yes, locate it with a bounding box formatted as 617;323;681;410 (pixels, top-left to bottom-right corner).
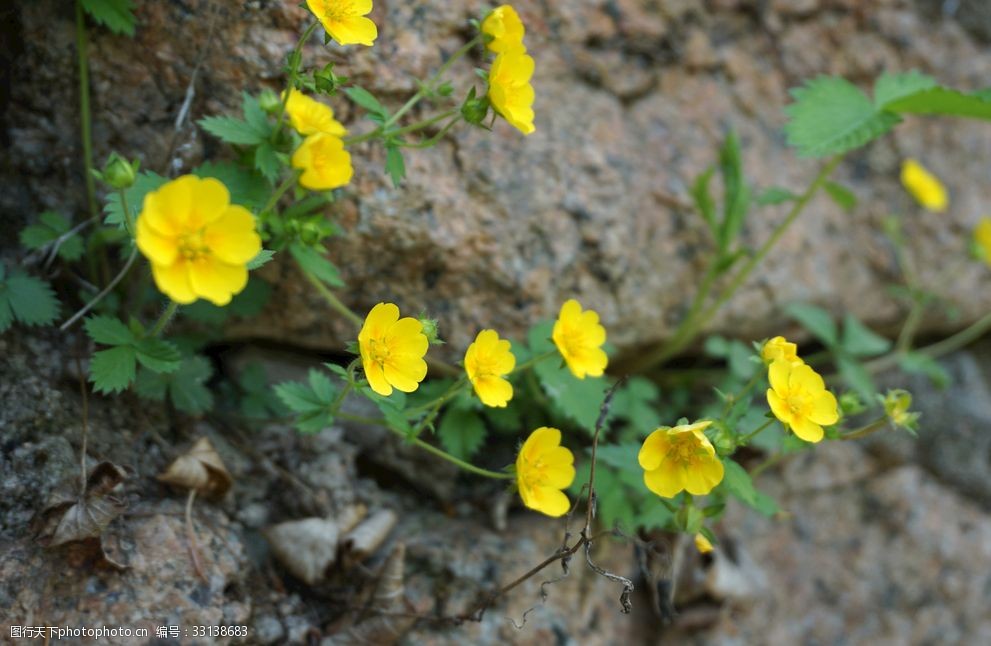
149;301;179;337
863;309;991;374
75;0;98;220
59;247;138;331
397;115;463;148
839;417;887;441
722;369;763;418
512;350;556;375
272;21;319;142
738;418;775;445
301;268;363;326
329;381;353;416
261;171;300;215
119;188;136;237
629;156;843;372
408;376;466;418
344;109;460;146
895;297;927;354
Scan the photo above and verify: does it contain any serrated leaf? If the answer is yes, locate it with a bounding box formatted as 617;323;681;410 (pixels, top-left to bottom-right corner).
289;243;345;287
873;70;937;108
308;368;337;403
198;115;268;145
529;321;607;434
193;162;270;210
168;356;214;414
275;381;329;414
840;314;891;357
134;368;168;401
84;315;135;346
226;277;271;317
3;274;60;327
784;76;901;158
882;87;991;121
720;460;778;516
80;0;136;36
242;92;270;132
785;303;838;346
824;181;857;213
89;346;137;394
756;187;798;206
437;408;487;460
345;86;388;117
384;145;406;188
609;378;660;431
254;142;280;184
247;249;275;270
134;338;182;374
591;442;640;472
104;171;168;227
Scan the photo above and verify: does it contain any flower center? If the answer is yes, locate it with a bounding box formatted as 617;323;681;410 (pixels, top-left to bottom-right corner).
783;389;813;419
177;230;209;261
559;326;587;359
321;0;357;20
666;435;704;467
367;338;391;366
520;456;549;490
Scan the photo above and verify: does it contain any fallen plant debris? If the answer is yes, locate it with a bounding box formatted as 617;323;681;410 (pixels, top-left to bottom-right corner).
157;436;232;497
264;504;367;585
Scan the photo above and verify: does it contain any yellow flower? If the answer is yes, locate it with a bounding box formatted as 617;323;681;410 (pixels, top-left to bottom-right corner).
465;329;516;408
974;217;991;267
694;533;714;554
488;48;535;135
291;133;353;191
306;0;377;47
900;158;948;213
516;427;575;517
638;421;724;498
761;335;803;365
136;175;261;306
283;89;346;137
880;389;919;431
552;299;608;379
358;303;429;397
482;5;525;54
766;360;839;443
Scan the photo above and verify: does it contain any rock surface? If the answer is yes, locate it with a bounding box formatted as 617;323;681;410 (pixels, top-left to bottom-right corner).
3;0;991;357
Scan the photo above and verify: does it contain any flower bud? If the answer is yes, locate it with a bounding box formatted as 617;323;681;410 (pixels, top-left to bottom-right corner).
879;389;919;432
313;63;347;95
418;315;443;345
99;152;139;189
461;87;490;126
710;426;735;454
258;88;282;114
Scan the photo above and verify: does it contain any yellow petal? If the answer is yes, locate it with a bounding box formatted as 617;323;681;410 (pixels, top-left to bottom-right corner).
542;462;575;491
522;427;562;460
136;216;178;266
475;376;513;407
151;260;197;304
329;16;378;46
767;388;792;425
768;360;791;394
383;356;427;393
188;176;231;229
385;318;428;356
638;429;669;471
644;464;684;498
527;486;571;517
187;256;248;306
363;359;391;396
791;417;824;443
202;205;261;265
359;302;400;343
808;390;839;425
791;363;826;393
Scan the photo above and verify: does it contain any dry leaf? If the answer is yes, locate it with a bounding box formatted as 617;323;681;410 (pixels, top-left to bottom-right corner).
35;461;128;548
264;517;341;585
158;437;232;496
342;509;397;562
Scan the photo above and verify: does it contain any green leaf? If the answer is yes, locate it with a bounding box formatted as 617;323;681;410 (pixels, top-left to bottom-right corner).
882;87;991;121
840;314;891;357
837;356;876;401
20;211;83;260
134;368;168;401
308;369;337;404
133;338;182;374
437;408;487;460
242;92;271;133
104;171;167;227
193;162;270;210
345;86;388;117
785;303;838;346
247;249;275;270
483;404;523;435
592;442;640;471
80;0;136;36
1;274;60;327
609;377;660;431
873;70;937;108
226;277;272;317
254;142;281;184
289;243;345;287
592;467;640;531
529;321;607;434
690;166;717;235
720;459;778;516
823;181;857;213
718;131;750;252
84;315;135;346
784;76;901;158
198;115;268;146
756;187;798;206
384;144;406;188
0;295;12;333
168;356;214;414
89;346;137;394
898;352;950;389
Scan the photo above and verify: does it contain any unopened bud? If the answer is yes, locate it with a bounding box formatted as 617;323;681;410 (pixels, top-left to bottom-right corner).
99;152;139;189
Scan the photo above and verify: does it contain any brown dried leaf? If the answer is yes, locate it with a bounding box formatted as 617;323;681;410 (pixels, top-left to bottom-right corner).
35;462;128;547
158;437;232;496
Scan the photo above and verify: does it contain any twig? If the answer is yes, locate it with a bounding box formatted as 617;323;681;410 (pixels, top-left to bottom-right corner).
75;349;90;496
185;489;207;581
59;246;138;331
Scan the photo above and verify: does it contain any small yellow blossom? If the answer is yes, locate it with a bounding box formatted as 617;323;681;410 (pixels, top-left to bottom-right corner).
292;133;353;191
516;427;575;517
766;361;839;443
482;5;525;54
465;329;516;407
488;48;536;135
880;389;920;431
136;175;261;306
358;302;429;397
306;0;377;47
694;533;714;554
761;335;803;365
974;217;991;267
552;299;608;379
638;421;724;498
900;158;948;213
283;89;346;137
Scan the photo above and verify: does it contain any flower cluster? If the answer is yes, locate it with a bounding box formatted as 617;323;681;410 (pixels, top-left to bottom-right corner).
136;175;261;306
482;5;536;135
285;89;355;191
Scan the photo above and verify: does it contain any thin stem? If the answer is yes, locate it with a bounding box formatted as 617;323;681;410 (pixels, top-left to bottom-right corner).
149;301;179;337
839;417;887;441
721;369;763;418
512;350;557;375
261;171;300;215
407;377;466;416
301;268;363;326
863;309;991;375
344;109;459;146
396;115;463;148
272;21;319;141
738;418;775;445
59;247;138;331
895;297;927;353
119;188;136;236
75;0;98;221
